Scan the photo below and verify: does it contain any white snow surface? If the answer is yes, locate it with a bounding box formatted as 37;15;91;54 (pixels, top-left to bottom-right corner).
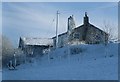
2;43;118;80
21;37;53;46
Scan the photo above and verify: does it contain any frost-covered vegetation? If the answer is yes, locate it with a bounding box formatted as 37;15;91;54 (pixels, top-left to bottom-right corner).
2;35;25;68
2;42;118;80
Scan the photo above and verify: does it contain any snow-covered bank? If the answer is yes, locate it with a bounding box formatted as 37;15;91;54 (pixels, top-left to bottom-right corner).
2;43;118;80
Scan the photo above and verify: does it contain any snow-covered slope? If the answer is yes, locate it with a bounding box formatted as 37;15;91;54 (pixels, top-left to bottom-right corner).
2;43;118;80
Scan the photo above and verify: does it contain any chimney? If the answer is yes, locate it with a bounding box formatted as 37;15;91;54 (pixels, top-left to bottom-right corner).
67;15;76;33
84;12;89;25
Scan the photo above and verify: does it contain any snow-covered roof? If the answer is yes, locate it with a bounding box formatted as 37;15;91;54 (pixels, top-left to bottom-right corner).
21;37;53;46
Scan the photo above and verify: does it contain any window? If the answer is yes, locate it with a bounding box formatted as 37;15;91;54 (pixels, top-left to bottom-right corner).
74;33;80;39
95;35;101;40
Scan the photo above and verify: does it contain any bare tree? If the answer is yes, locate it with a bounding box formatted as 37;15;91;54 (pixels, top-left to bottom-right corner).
2;35;26;68
102;21;116;45
102;21;118;57
2;35;15;67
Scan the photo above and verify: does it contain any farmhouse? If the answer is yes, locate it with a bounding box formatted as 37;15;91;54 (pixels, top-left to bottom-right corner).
52;12;108;48
18;12;108;56
18;37;53;57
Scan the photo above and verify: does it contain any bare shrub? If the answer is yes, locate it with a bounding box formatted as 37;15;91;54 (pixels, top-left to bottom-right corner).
70;47;85;55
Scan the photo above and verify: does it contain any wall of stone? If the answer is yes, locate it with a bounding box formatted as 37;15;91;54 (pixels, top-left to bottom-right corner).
85;25;107;44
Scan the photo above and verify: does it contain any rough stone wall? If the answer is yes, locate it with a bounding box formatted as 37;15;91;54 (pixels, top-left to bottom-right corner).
53;24;108;48
58;34;68;48
85;25;107;44
70;24;108;44
53;33;68;48
69;25;84;42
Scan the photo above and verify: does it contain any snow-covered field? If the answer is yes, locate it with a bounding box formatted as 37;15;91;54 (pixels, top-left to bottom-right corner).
2;43;118;80
0;75;1;81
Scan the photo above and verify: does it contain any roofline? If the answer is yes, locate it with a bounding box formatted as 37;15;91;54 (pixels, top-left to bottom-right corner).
52;23;108;39
20;37;53;41
24;44;53;46
75;23;108;35
89;24;108;34
52;32;68;39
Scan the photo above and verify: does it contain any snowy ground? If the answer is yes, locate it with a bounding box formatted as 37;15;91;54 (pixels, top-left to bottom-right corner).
2;43;118;80
0;70;2;81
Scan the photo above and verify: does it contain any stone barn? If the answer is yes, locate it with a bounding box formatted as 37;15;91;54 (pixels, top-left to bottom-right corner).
52;12;108;48
18;37;53;57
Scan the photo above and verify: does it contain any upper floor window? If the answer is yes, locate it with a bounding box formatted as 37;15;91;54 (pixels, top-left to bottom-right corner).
95;34;101;41
74;33;80;39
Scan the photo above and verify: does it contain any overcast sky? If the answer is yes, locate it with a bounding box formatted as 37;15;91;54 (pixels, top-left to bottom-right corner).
2;2;118;47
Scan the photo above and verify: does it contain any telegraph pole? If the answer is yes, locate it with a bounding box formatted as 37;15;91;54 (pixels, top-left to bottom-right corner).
56;11;60;49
